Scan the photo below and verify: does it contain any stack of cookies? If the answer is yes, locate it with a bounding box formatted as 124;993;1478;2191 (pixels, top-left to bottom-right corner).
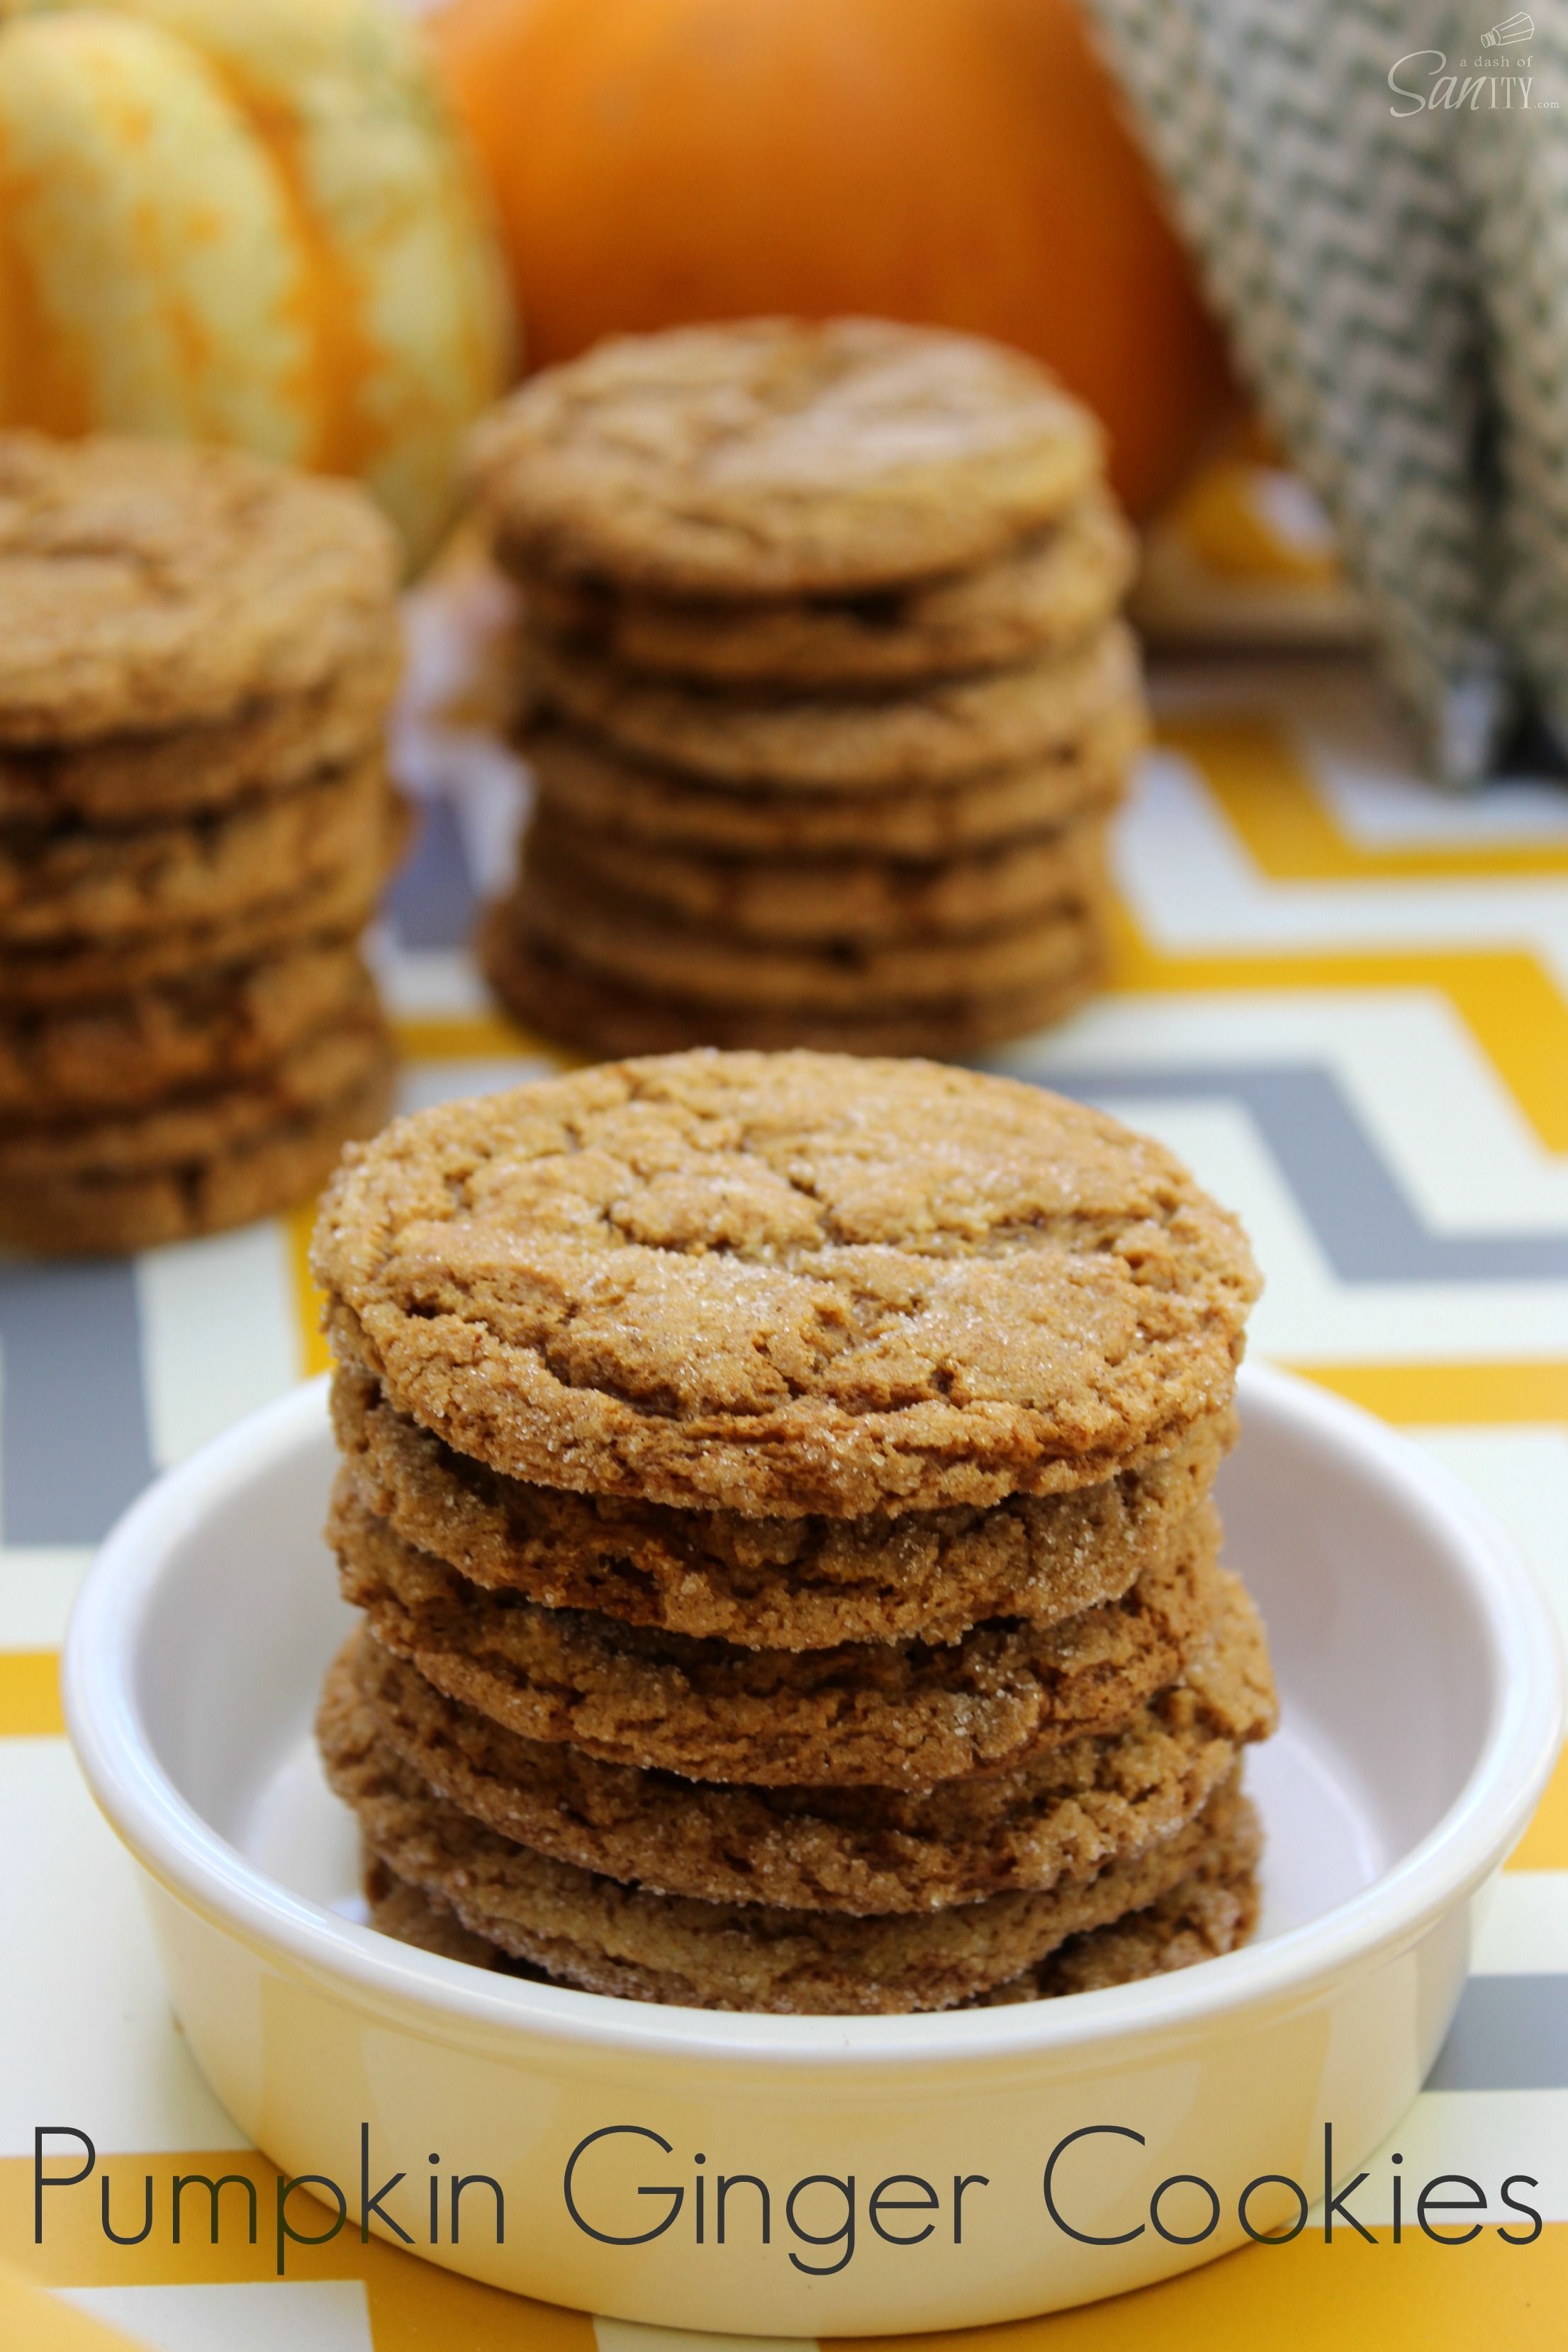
0;433;406;1253
313;1050;1277;2015
468;320;1146;1057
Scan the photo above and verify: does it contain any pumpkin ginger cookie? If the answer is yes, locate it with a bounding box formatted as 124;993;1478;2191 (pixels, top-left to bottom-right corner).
363;1807;1262;2005
526;805;1111;945
0;755;396;946
0;432;401;744
0;1038;394;1255
481;915;1107;1062
330;1365;1234;1649
526;621;1138;793
523;707;1143;858
468;318;1105;600
510;486;1137;688
0;940;376;1118
332;1486;1223;1789
0;645;401;829
338;1562;1274;1913
323;1678;1252;2014
311;1051;1260;1518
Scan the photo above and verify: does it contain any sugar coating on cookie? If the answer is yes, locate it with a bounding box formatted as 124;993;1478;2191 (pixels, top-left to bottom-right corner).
0;432;399;743
468;318;1104;598
313;1050;1260;1516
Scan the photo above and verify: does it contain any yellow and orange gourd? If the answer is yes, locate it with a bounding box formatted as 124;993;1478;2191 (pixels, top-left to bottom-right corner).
0;0;511;564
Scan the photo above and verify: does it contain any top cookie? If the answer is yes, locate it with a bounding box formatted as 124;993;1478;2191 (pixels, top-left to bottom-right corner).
313;1051;1259;1518
0;433;401;744
468;320;1104;599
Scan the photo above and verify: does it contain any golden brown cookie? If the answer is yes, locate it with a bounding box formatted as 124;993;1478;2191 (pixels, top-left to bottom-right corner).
342;1567;1275;1913
525;710;1142;857
0;941;376;1118
323;1668;1252;2013
469;319;1104;600
331;1365;1233;1649
528;805;1111;945
0;756;396;946
0;645;401;827
976;1804;1261;2002
482;916;1105;1061
363;1815;1260;2003
312;1052;1260;1517
0;1026;394;1254
332;1485;1222;1789
0;801;408;1007
527;622;1138;793
508;846;1102;1019
0;432;401;744
511;488;1137;687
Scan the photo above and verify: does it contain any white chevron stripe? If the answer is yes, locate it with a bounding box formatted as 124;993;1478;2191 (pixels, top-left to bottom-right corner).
1017;990;1568;1226
1118;751;1568;975
1155;659;1568;844
0;1742;245;2158
1096;1097;1568;1357
135;1225;298;1472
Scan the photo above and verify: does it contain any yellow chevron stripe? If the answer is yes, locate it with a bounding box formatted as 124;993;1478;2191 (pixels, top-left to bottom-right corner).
842;2218;1568;2352
1287;1360;1568;1426
1162;712;1568;880
0;1651;62;1737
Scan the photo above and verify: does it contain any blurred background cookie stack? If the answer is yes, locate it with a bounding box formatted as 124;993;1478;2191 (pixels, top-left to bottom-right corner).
0;433;405;1254
471;320;1146;1056
313;1052;1277;2014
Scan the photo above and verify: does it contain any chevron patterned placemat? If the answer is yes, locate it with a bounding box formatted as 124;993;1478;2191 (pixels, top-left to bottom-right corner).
1;628;1566;2348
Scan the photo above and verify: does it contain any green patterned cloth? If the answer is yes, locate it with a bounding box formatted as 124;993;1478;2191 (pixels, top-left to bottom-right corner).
1084;0;1567;783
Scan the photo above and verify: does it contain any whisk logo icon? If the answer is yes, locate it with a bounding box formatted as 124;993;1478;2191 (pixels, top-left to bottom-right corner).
1480;12;1534;45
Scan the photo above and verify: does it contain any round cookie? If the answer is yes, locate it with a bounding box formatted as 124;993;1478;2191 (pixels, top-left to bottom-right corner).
0;1025;395;1254
331;1366;1234;1649
344;1568;1275;1913
511;488;1137;688
323;1676;1250;2015
976;1804;1261;2003
528;806;1111;945
363;1811;1260;2003
311;1051;1261;1517
0;645;401;828
482;914;1106;1061
0;432;401;744
0;802;408;1007
0;941;376;1118
527;622;1139;792
525;708;1143;857
468;318;1104;600
510;845;1104;1013
332;1486;1221;1789
0;756;395;946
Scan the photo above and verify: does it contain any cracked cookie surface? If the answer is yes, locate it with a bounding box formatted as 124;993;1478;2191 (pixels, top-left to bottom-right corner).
312;1051;1260;1516
469;319;1104;600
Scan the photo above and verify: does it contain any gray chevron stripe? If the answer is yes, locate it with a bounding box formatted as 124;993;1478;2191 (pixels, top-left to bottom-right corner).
0;1260;152;1545
383;794;476;951
1428;1975;1568;2090
0;1047;1558;1547
1013;1060;1568;1280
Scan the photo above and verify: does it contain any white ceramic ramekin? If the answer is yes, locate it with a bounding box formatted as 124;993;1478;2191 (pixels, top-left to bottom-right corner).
64;1363;1562;2334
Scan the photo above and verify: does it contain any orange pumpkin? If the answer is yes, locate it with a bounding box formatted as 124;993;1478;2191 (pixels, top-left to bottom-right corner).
432;0;1236;519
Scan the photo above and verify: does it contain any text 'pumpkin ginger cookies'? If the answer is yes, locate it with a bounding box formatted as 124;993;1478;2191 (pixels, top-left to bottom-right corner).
313;1050;1274;2014
0;429;405;1255
313;1051;1260;1518
468;317;1147;1059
